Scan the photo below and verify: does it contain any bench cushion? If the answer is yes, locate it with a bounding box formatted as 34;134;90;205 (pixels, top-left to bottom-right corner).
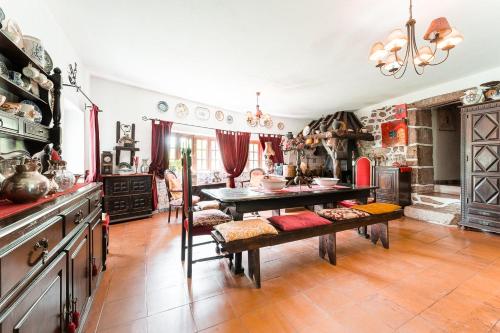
268;211;331;231
317;208;370;221
352;203;401;215
214;219;278;242
191;209;232;227
197;200;220;210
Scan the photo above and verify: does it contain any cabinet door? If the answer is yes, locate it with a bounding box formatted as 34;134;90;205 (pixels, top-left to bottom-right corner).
0;253;66;333
376;168;398;203
89;211;103;292
464;109;500;231
129;176;151;193
104;196;130;215
104;177;130;195
64;226;91;325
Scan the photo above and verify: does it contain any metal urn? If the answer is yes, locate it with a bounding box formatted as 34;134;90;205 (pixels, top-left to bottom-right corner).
1;159;50;203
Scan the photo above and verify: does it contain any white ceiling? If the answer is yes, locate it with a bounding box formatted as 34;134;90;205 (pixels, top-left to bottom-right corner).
46;0;500;118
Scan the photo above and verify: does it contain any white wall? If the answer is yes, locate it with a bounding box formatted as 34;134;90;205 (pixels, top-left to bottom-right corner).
90;76;309;164
2;1;90;173
357;66;500;115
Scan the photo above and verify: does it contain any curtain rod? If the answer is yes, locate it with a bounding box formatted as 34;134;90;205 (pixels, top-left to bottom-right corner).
141;116;283;136
62;83;103;112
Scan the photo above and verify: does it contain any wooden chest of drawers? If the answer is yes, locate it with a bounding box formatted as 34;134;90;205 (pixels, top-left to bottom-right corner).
0;183;104;333
102;174;153;223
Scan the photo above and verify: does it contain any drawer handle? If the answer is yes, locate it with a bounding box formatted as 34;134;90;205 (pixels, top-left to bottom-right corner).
31;238;49;265
0;119;3;128
74;209;84;224
38;129;44;134
93;198;100;207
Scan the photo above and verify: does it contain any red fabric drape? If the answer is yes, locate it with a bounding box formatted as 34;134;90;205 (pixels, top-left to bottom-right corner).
258;134;284;164
149;120;173;210
215;130;250;188
85;105;100;182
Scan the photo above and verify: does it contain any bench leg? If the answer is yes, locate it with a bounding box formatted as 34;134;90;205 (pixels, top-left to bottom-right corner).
319;235;327;259
370;222;389;249
326;233;337;265
248;249;261;288
233;252;244;274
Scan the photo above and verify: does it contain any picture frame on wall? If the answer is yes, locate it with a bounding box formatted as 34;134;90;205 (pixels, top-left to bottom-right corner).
394;104;407;119
381;119;408;147
437;108;456;131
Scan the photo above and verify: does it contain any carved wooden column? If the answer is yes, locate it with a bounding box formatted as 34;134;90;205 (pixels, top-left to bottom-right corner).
49;67;62;154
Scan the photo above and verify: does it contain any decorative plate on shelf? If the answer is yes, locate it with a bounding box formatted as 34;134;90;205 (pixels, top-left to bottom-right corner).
226;115;234;124
215;110;224;121
195;107;210;121
157;100;168;112
3;19;23;49
43;50;53;73
20;100;42;123
277;122;285;130
0;7;5;24
175;103;189;118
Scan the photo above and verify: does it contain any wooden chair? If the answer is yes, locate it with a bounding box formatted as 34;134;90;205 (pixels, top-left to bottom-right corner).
180;148;233;277
239;168;265;188
339;157;375;207
165;169;201;223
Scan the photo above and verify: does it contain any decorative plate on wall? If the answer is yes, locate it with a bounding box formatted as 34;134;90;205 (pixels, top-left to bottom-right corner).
157;101;168;112
265;119;273;129
175;103;189;118
195;107;210;121
277;122;285;130
215;110;224;121
226;115;234;124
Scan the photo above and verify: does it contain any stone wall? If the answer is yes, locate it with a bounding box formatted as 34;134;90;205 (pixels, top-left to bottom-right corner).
358;106;435;194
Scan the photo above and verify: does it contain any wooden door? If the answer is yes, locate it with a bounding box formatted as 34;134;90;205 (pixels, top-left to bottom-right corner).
64;226;91;327
0;253;66;333
463;106;500;232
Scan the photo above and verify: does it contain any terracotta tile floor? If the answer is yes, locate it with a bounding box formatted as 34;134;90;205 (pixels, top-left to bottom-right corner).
84;212;500;333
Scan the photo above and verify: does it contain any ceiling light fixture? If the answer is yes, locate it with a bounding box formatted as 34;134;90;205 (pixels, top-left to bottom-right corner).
369;0;463;79
246;92;272;127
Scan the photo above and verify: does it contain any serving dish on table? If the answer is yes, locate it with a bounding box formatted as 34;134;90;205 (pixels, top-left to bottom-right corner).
260;177;287;191
314;177;339;187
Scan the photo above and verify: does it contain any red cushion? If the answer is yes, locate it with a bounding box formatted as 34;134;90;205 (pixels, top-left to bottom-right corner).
268;211;331;231
339;200;357;208
183;218;214;236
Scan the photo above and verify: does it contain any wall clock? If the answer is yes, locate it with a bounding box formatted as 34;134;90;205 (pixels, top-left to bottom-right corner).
157;101;168;112
101;151;113;174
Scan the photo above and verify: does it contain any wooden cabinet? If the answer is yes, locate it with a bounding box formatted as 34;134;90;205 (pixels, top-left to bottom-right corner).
375;166;412;206
103;174;153;223
461;101;500;234
0;183;104;333
0;252;67;333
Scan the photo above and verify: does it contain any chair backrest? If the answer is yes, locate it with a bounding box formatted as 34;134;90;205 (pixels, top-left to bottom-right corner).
181;149;194;225
164;169;178;201
249;168;265;187
354;157;373;187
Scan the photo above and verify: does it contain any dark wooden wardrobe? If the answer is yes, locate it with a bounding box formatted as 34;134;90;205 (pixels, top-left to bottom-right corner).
461;100;500;234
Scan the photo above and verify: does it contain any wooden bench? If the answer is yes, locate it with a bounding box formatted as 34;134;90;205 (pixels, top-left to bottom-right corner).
211;210;404;288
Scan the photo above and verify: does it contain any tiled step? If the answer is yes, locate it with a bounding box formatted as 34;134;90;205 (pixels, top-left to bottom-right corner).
411;191;460;208
434;185;461;195
404;203;461;226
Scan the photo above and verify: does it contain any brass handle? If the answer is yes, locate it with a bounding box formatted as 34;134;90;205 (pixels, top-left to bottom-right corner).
93;198;100;207
34;238;49;264
38;129;44;133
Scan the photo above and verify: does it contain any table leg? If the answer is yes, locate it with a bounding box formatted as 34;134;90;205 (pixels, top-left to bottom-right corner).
358;196;370;239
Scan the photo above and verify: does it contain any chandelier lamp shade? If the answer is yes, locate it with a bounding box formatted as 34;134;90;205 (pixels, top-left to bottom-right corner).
246;92;272;127
369;0;463;79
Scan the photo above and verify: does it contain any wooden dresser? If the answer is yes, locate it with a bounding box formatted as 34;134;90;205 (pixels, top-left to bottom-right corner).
375;166;412;206
0;183;103;333
461;101;500;234
102;174;153;223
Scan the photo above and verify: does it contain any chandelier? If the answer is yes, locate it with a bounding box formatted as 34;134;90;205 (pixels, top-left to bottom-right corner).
369;0;463;79
246;92;272;128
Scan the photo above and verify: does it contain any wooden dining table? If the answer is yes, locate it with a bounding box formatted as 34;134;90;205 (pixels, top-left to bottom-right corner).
202;184;376;273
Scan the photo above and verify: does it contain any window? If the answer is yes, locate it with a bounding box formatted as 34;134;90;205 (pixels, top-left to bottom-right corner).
211;141;222;170
247;141;263;170
195;139;208;171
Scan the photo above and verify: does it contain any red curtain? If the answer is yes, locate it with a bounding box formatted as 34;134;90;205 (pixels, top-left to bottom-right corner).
149;120;173;210
258;134;284;164
85;104;101;183
215;130;250;188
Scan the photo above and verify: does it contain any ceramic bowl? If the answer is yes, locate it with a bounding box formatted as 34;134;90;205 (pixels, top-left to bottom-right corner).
260;177;287;191
315;177;339;187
